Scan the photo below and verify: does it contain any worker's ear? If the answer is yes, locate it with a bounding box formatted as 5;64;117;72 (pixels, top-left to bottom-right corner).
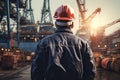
55;21;57;27
70;22;74;28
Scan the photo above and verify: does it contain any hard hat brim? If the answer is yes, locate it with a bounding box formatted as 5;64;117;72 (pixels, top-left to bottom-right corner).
54;17;74;21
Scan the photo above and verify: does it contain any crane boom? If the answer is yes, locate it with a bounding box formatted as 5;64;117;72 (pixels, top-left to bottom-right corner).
86;8;101;22
93;18;120;37
76;0;101;24
100;18;120;29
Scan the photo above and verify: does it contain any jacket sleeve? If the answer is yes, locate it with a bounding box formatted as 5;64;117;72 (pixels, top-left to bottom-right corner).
31;43;48;80
82;42;96;80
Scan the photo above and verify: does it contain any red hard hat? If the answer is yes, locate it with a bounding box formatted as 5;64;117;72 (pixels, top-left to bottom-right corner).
53;4;75;21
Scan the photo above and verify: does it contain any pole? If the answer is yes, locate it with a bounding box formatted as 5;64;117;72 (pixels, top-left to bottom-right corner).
5;0;11;48
16;0;20;48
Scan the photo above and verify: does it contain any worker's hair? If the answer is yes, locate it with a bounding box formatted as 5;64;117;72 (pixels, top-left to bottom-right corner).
55;20;73;28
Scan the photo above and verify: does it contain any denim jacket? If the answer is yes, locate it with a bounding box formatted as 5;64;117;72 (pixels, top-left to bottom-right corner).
31;28;96;80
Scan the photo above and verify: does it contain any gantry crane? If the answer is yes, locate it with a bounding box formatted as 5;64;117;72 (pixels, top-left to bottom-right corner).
39;0;55;35
19;0;39;40
76;0;101;41
40;0;53;26
20;0;35;25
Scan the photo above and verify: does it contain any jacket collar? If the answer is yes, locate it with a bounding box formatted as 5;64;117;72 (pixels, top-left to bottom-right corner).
55;28;73;34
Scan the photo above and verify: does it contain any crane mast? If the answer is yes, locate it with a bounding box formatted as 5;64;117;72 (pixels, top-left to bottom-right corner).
39;0;55;35
40;0;53;27
21;0;35;25
76;0;86;25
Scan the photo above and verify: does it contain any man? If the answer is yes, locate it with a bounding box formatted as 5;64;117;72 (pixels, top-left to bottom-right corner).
31;4;96;80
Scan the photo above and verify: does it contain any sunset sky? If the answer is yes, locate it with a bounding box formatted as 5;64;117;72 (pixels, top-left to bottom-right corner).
32;0;120;36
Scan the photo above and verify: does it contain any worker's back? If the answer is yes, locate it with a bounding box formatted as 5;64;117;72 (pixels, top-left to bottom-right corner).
42;29;86;80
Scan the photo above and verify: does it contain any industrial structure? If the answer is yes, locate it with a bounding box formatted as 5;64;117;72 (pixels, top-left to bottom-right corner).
39;0;55;35
0;0;55;51
91;18;120;52
75;0;120;73
20;0;35;25
76;0;101;41
0;0;37;51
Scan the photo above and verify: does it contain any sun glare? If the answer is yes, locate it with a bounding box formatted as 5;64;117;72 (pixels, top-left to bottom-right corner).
91;19;101;29
90;18;102;36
